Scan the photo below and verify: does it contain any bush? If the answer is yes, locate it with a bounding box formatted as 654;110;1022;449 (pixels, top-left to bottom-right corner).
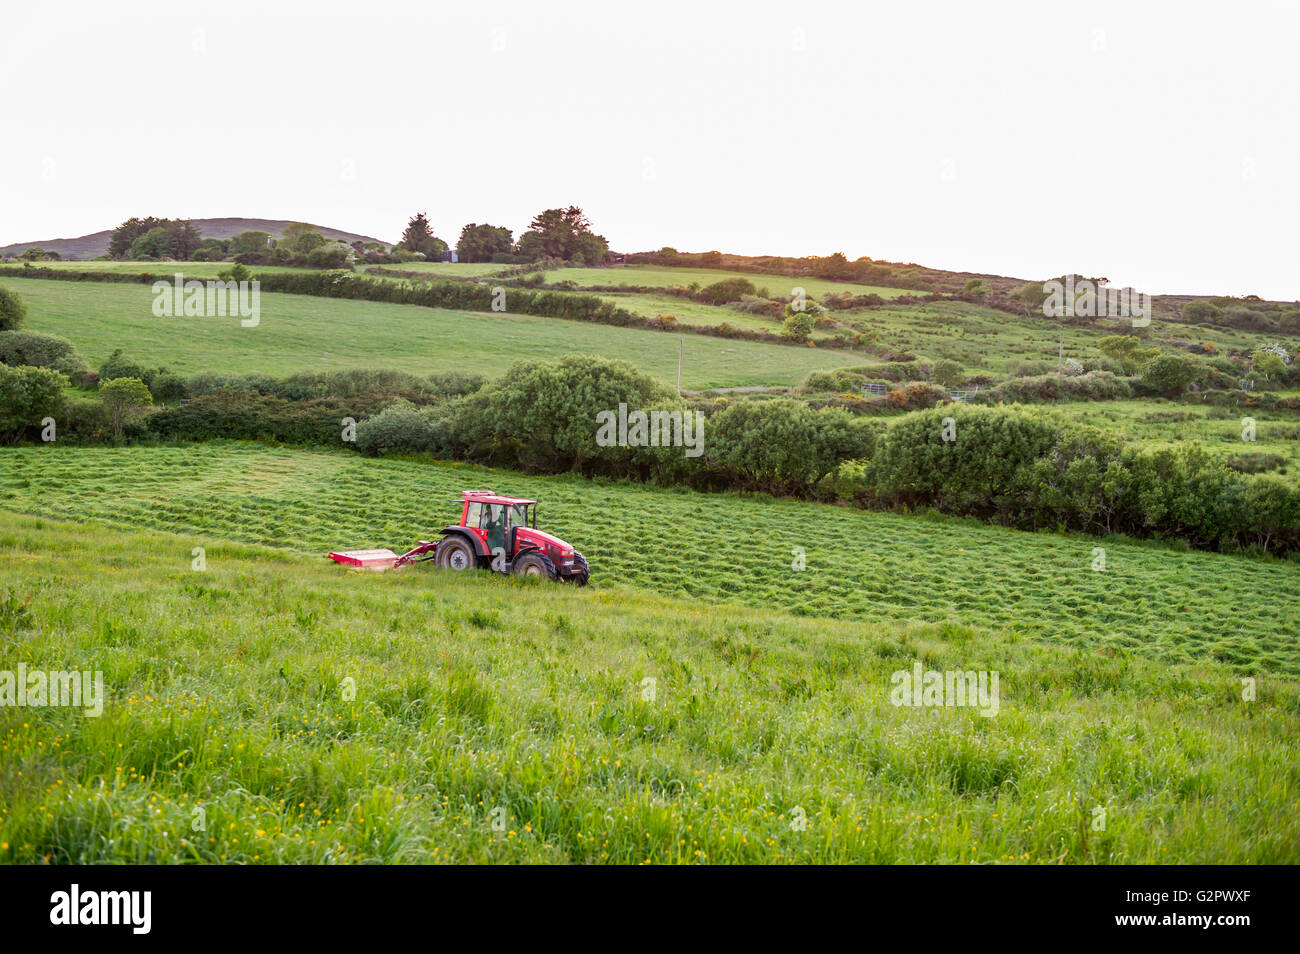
443;354;687;479
0;364;66;441
695;278;756;305
781;309;814;343
149;372;188;405
0;330;86;374
1141;353;1198;397
146;389;353;445
354;401;444;456
427;371;485;398
99;377;153;440
705;399;875;496
99;349;148;384
0;285;26;330
932;359;964;387
980;371;1133;404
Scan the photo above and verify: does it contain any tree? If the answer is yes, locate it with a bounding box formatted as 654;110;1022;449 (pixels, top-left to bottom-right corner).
99;349;147;384
108;217;164;258
0;285;26;330
397;213;448;258
1252;349;1286;381
932;359;964;387
1141;353;1197;397
127;227;171;260
781;307;814;343
230;230;272;256
706;400;874;495
0;364;66;442
0;330;85;373
99;377;154;439
456;223;514;263
961;278;989;301
516;206;606;261
1098;334;1158;374
168;220;202;260
1015;283;1049;317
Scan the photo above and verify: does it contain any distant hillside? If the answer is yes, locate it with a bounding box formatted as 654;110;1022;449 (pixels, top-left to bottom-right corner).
0;218;389;260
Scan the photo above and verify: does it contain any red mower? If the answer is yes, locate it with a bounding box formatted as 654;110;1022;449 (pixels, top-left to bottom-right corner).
328;490;589;585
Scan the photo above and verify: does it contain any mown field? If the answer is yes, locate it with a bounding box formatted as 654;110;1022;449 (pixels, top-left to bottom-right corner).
14;278;868;388
1;511;1296;864
3;444;1296;675
1047;400;1300;479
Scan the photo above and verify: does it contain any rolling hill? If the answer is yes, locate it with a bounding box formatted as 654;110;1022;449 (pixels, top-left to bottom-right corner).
0;218;389;260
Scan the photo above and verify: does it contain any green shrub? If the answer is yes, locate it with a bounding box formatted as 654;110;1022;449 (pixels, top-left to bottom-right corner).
932;359;964;387
705;399;875;496
0;330;86;373
99;377;154;440
146;389;352;445
1141;353;1198;397
0;285;26;331
0;364;66;441
781;308;814;343
354;401;444;456
696;278;756;305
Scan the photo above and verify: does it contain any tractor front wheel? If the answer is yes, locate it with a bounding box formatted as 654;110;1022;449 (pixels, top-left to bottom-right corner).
436;536;476;572
512;552;557;580
566;552;590;586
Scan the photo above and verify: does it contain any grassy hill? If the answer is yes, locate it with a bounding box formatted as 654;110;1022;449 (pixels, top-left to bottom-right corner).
0;218;388;260
14;277;867;388
0;507;1295;864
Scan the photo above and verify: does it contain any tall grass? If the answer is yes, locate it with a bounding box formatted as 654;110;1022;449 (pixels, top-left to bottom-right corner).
0;512;1297;863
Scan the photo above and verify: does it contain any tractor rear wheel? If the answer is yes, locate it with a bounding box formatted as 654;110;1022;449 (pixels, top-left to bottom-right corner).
436;536;476;572
512;552;557;580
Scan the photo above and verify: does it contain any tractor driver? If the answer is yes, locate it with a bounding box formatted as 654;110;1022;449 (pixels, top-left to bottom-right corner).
483;504;507;555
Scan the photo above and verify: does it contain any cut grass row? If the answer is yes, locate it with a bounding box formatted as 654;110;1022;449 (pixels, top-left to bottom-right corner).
2;443;1296;675
1;511;1296;863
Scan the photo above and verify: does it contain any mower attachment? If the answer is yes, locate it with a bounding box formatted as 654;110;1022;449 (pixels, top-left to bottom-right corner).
327;549;400;571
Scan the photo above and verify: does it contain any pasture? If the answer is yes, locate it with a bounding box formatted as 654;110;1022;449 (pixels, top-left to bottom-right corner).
13;278;868;389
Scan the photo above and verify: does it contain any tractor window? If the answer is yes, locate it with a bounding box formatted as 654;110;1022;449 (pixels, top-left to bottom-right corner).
464;501;483;528
508;504;529;528
482;504;506;529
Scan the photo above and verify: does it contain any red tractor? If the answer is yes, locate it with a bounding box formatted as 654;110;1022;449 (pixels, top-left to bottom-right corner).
328;490;589;585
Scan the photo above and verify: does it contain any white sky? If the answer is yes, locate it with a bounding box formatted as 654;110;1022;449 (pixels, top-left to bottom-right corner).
2;0;1297;298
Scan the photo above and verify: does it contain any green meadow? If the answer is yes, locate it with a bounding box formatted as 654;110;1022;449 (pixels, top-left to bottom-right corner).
0;508;1295;864
14;277;868;388
3;444;1296;675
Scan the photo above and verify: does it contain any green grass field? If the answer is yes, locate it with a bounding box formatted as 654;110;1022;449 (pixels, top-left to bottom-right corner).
1;508;1296;864
538;264;913;300
1046;400;1300;478
3;443;1296;675
14;278;869;389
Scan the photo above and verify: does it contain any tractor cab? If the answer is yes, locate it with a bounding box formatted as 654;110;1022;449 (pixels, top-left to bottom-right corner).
460;490;536;557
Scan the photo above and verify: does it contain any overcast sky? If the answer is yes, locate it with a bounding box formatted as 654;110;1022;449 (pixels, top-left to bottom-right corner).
2;0;1297;298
